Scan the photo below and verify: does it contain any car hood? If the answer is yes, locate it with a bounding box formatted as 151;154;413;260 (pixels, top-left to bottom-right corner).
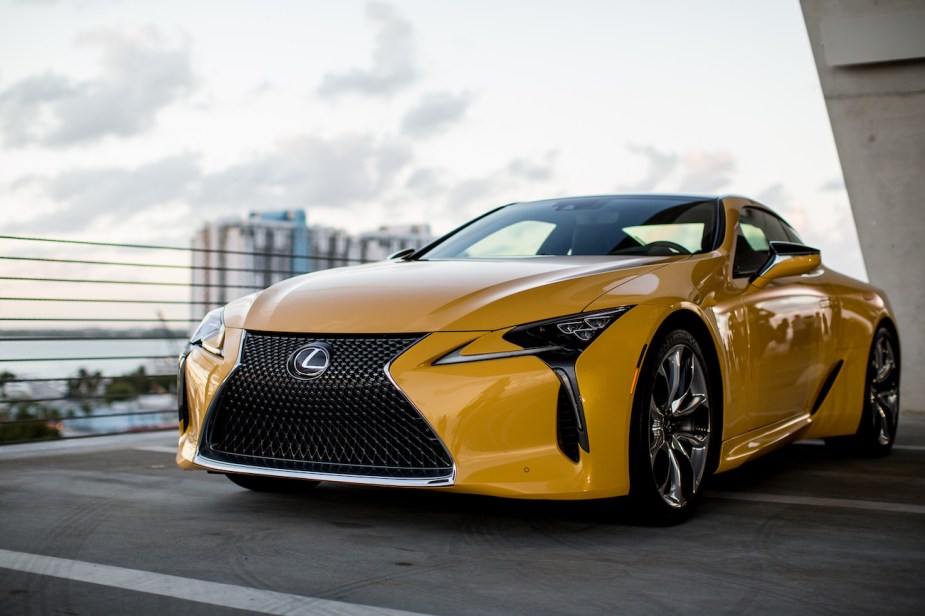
239;256;670;334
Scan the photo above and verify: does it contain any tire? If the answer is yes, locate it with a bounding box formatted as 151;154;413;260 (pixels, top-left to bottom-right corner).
226;473;321;493
826;326;900;457
628;330;716;525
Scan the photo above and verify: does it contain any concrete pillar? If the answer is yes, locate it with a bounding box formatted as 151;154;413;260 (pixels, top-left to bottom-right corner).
801;0;925;411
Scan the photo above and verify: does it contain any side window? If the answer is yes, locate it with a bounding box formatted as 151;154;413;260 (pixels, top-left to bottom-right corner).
760;212;795;244
782;221;803;244
733;207;789;278
734;225;768;277
754;210;791;243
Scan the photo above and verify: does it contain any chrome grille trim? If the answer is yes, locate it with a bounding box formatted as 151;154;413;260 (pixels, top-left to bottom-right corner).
193;454;456;487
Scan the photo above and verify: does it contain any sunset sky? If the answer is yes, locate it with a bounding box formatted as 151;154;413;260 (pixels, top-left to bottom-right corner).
0;0;866;278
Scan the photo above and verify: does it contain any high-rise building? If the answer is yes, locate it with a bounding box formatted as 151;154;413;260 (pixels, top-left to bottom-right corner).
354;224;433;262
192;210;310;315
191;213;433;319
305;224;434;269
307;225;355;272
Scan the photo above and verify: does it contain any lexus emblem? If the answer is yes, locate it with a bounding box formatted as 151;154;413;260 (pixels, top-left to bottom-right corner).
287;343;332;380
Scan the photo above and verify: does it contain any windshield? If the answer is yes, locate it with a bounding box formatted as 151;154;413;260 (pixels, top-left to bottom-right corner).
418;196;720;259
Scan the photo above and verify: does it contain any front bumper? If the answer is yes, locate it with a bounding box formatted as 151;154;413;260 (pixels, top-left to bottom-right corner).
178;305;668;499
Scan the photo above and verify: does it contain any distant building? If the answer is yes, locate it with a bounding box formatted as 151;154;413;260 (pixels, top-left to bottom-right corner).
307;224;434;270
192;210;311;315
307;225;355;272
354;224;433;262
191;213;432;317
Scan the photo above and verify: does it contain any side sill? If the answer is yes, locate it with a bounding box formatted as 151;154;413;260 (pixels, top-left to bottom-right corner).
716;412;813;473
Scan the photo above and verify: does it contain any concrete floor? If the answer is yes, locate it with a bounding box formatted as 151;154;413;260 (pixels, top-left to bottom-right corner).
1;416;924;616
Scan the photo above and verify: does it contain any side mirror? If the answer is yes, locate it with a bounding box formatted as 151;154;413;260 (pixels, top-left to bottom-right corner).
387;248;416;260
751;241;821;289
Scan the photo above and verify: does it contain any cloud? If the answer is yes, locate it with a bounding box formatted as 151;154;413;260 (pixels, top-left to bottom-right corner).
444;152;558;214
617;145;678;192
5;154;199;232
317;2;417;99
755;183;808;228
445;176;504;212
195;133;413;208
404;167;448;196
507;151;557;182
820;177;845;192
248;80;275;97
400;91;472;138
401;151;557;207
618;146;735;194
48;153;199;212
755;183;788;208
6;132;414;233
677;149;735;193
0;26;196;146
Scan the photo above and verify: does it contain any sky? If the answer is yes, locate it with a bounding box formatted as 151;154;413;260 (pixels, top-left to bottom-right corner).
0;0;867;278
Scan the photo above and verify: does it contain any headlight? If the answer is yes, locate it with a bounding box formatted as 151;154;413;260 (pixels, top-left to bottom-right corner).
503;306;633;353
434;306;633;365
190;307;225;356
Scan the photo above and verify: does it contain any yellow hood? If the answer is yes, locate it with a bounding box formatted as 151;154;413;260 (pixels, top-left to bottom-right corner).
240;256;669;334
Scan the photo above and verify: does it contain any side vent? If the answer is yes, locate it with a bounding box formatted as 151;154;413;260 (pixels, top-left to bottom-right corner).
177;353;189;430
556;383;581;463
811;360;844;415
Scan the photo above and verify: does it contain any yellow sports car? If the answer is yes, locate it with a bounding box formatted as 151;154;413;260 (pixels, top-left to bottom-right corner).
177;194;900;523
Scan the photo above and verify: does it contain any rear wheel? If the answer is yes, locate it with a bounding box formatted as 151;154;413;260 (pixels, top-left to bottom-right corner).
226;473;321;493
629;330;716;524
827;327;900;456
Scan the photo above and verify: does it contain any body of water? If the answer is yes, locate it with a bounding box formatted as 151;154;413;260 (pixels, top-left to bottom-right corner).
0;338;183;380
1;339;182;439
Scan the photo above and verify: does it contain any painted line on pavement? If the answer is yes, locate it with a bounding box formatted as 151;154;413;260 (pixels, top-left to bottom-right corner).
708;491;925;515
0;432;174;460
0;548;429;616
894;444;925;451
795;440;925;452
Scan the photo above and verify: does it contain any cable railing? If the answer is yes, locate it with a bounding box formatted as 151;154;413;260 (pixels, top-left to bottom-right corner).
0;232;383;445
0;233;372;261
0;254;307;274
0;275;263;289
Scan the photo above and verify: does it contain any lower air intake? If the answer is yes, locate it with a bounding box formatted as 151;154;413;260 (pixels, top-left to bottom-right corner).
199;332;453;480
556;383;581;463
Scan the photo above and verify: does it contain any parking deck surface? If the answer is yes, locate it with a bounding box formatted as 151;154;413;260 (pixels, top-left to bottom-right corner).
2;415;924;615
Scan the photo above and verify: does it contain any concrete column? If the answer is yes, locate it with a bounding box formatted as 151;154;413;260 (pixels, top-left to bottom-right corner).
801;0;925;411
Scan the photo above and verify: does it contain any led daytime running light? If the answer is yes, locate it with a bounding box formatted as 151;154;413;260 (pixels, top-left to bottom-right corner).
556;315;614;341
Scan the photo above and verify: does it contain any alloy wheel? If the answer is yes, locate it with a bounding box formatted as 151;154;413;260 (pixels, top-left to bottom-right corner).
870;332;899;446
648;343;711;508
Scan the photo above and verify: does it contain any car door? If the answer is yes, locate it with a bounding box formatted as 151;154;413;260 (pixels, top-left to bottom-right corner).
732;206;836;431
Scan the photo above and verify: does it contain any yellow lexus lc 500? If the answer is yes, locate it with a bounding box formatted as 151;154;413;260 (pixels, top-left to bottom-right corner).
177;194;900;523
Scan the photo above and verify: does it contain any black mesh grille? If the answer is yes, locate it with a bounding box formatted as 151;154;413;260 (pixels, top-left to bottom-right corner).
200;332;453;479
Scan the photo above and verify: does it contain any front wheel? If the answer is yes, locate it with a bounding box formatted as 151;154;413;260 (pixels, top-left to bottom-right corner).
628;330;716;524
226;473;321;493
